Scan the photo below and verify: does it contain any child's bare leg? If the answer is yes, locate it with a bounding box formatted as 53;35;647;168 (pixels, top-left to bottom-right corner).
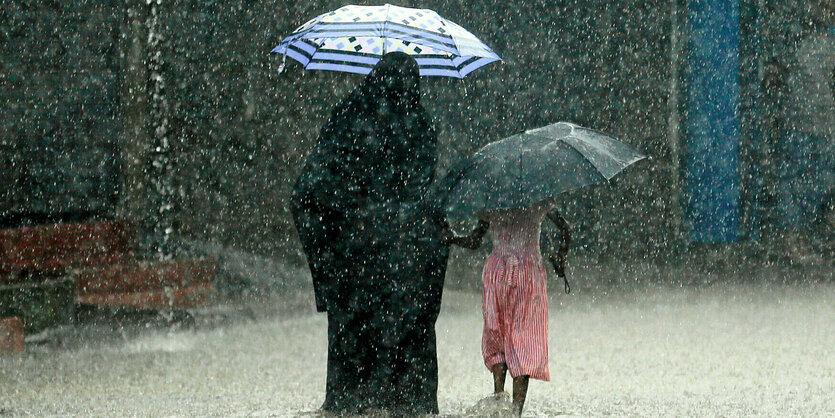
491;363;508;394
512;375;530;416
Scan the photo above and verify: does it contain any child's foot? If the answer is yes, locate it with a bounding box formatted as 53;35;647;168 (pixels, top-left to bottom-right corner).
511;402;524;417
465;391;513;417
492;391;510;402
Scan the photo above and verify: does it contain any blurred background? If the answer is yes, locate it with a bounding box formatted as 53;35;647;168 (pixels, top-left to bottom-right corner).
0;0;832;315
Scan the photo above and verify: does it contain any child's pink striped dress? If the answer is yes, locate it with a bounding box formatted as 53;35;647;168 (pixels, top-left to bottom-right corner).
481;202;552;381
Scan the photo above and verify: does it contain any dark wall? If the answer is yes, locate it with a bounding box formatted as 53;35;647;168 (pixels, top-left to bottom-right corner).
158;0;683;261
0;0;121;225
2;0;687;262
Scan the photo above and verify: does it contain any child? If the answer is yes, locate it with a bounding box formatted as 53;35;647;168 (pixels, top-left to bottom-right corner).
448;199;571;417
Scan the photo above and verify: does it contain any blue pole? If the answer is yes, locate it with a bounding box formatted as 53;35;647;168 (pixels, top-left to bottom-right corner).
684;0;741;242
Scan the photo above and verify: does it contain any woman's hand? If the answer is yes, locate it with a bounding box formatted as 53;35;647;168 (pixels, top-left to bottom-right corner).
439;225;455;244
453;219;489;249
549;255;570;294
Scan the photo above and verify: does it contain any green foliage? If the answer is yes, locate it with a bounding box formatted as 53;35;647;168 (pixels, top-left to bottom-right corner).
0;278;74;333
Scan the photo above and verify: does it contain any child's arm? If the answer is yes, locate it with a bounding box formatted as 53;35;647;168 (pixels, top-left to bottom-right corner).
545;211;571;278
443;219;489;249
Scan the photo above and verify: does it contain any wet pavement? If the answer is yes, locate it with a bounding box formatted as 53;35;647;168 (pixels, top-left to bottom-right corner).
1;279;833;417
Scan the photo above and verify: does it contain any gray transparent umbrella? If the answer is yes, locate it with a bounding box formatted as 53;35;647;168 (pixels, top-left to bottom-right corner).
442;122;647;219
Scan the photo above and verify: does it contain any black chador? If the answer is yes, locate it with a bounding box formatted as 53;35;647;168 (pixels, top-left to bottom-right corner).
290;52;447;415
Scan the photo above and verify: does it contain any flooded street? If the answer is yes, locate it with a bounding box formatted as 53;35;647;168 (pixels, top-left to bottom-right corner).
4;1;834;417
2;276;833;417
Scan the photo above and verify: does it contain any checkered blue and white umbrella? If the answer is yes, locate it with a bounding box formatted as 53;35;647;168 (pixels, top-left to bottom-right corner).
271;4;500;78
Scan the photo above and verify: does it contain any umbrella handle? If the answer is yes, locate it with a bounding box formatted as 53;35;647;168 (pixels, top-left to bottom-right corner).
278;49;288;73
551;259;570;294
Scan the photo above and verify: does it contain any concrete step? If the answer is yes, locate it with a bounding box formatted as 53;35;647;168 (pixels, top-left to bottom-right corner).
76;283;213;310
75;258;218;309
75;258;217;294
0;317;25;355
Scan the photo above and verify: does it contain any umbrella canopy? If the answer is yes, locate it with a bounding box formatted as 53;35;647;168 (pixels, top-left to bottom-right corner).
443;122;647;218
272;3;500;78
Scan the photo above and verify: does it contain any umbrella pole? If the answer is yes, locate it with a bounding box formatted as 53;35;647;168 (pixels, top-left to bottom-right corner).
278;50;288;73
382;4;390;55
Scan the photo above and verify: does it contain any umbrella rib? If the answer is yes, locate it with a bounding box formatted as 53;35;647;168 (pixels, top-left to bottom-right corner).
274;5;500;77
526;132;633;181
559;141;613;186
382;4;390;55
545;138;610;182
568;136;643;180
294;22;458;48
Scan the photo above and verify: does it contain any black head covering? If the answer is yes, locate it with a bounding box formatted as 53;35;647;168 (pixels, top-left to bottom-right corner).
351;51;422;112
298;52;434;205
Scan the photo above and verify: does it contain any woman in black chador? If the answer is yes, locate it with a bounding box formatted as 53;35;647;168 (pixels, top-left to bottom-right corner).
290;52;452;415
